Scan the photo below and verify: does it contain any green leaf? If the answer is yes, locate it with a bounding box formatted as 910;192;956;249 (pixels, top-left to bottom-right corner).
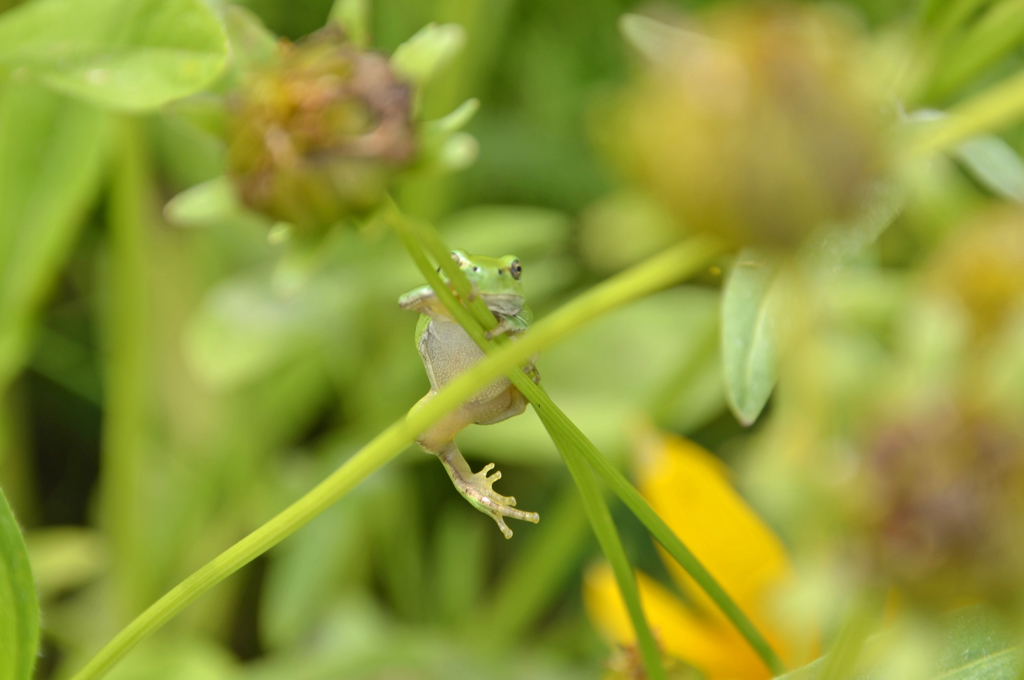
778;604;1021;680
0;0;228;112
0;81;111;390
0;487;39;680
163;177;249;229
908;110;1024;202
390;23;466;86
425;98;480;134
721;249;780;426
954;134;1024;202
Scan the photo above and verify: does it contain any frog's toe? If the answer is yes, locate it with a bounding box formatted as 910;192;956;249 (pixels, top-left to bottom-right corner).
493;516;513;540
479;464;511;499
460;463;540;538
480;462;499;480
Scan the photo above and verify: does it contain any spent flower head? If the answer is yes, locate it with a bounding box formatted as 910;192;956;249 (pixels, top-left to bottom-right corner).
227;25;416;236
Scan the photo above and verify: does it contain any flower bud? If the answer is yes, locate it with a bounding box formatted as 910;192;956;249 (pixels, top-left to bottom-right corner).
227;26;416;235
611;5;887;248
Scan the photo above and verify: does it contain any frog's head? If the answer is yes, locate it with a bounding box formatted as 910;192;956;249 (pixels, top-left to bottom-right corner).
448;250;525;316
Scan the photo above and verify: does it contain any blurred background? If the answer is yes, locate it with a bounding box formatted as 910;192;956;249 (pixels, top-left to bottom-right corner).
3;0;1024;678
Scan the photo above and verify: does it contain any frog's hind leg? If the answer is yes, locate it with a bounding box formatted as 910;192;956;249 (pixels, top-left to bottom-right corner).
436;441;540;539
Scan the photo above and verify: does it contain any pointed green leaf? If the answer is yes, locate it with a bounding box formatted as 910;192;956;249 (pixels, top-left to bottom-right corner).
163;176;247;229
425;98;480;134
722;249;780;426
955;134;1024;202
0;487;39;680
0;0;228;111
908;110;1024;203
390;23;466;86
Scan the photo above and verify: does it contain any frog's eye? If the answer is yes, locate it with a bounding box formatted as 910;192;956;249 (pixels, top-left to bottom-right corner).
510;260;522;280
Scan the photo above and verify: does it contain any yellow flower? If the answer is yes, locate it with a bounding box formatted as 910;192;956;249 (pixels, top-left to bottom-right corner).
584;432;816;679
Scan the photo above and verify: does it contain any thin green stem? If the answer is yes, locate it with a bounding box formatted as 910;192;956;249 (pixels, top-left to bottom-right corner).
391;209;787;676
103;120;152;619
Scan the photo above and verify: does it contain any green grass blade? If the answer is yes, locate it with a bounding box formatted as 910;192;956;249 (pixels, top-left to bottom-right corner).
546;411;668;680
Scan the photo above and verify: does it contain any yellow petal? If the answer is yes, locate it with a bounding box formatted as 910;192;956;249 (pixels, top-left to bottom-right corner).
584;563;770;679
636;431;810;667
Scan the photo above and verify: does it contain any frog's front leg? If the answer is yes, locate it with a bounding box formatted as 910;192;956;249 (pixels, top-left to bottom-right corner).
413;393;539;538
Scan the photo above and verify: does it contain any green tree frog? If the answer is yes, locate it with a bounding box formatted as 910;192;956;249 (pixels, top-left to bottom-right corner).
399;250;540;538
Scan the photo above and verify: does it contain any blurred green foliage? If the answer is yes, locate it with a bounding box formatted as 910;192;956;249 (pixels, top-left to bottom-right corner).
1;0;1024;679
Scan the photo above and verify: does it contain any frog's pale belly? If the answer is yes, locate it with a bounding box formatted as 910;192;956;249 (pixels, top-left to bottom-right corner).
421;317;511;402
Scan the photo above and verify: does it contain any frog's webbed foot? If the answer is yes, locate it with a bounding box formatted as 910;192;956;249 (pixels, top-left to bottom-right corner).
522;363;541;385
439;448;540;539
